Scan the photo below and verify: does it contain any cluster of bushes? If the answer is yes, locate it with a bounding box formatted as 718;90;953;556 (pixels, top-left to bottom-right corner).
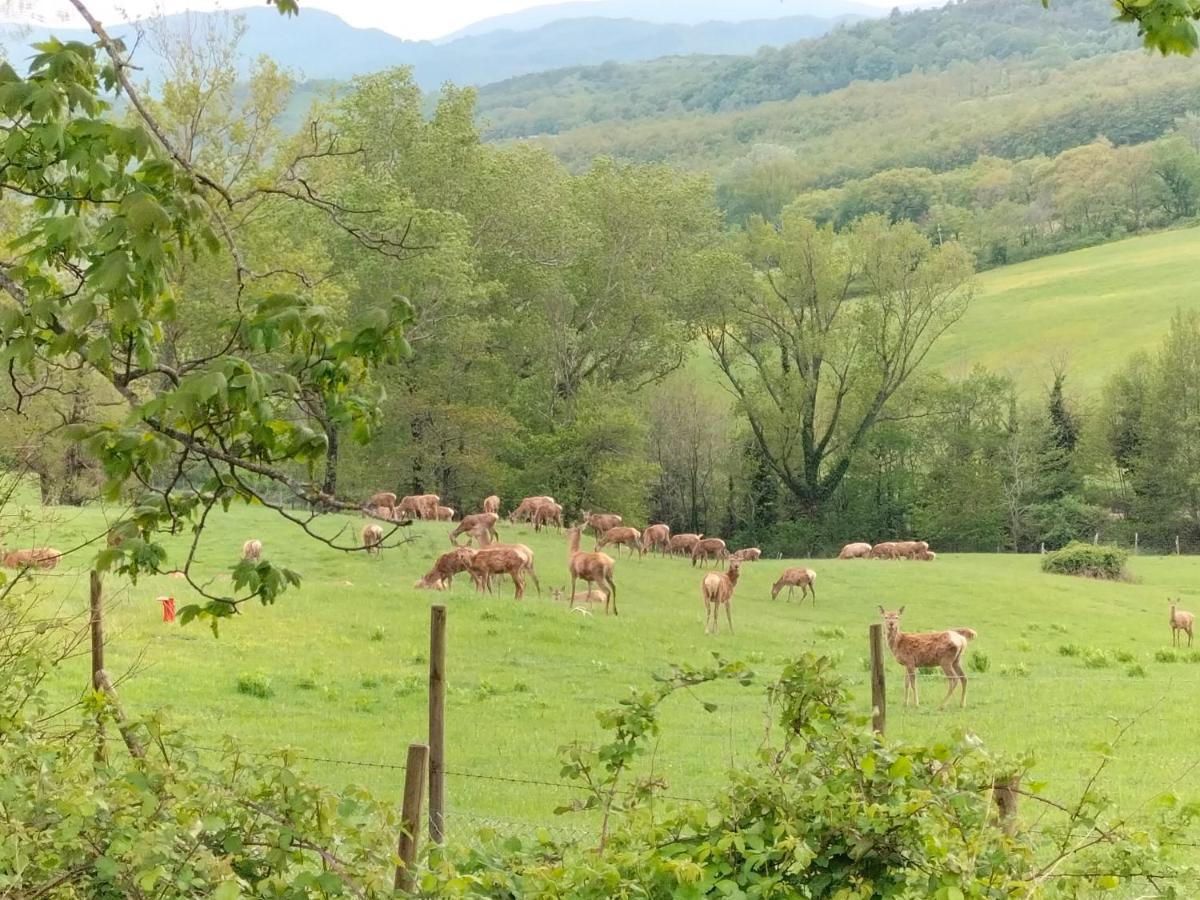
1042;542;1129;580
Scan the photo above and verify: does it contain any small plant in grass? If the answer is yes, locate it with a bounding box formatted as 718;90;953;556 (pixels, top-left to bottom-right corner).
369;626;385;642
513;681;531;693
1127;664;1148;678
918;665;939;676
481;609;499;622
486;627;499;637
999;662;1030;677
394;674;423;696
1188;649;1200;664
746;651;766;663
411;651;428;665
236;673;273;699
1058;643;1082;657
1155;648;1180;663
474;679;499;700
1041;542;1129;580
1048;623;1068;634
296;674;318;690
1016;639;1031;652
353;696;375;712
967;651;990;673
360;675;380;689
814;626;846;639
1114;649;1135;663
1082;649;1112;669
859;656;871;672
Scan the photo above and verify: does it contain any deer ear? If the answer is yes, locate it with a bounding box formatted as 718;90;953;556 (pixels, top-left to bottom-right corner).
878;605;886;615
898;605;906;615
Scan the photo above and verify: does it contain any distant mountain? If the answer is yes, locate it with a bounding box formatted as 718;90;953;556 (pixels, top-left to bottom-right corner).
0;5;861;88
440;0;882;40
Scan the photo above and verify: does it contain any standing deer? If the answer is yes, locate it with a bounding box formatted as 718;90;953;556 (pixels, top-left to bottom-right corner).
567;527;617;616
878;606;977;709
366;491;397;516
702;560;741;634
362;524;384;556
242;539;263;562
449;513;499;547
582;511;623;540
641;523;671;556
467;546;531;600
690;537;727;568
483;494;501;515
1171;598;1194;647
770;567;816;603
597;526;643;558
669;533;703;557
414;547;477;590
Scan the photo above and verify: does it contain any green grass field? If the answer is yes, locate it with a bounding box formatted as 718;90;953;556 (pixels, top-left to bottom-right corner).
931;225;1200;395
19;499;1200;845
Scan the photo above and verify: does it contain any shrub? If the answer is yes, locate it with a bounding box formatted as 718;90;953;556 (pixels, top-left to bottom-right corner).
1058;643;1082;657
1127;664;1148;678
999;662;1030;677
1041;541;1129;580
1188;650;1200;664
236;673;273;699
369;626;385;642
360;675;380;689
967;651;990;673
815;626;846;640
1114;649;1135;663
481;609;499;622
394;674;423;696
1082;649;1111;669
1155;649;1180;663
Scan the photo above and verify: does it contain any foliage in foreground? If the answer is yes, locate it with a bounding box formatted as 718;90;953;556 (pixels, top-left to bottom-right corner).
1041;541;1131;580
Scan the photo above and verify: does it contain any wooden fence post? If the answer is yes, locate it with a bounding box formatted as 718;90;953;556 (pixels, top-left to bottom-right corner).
993;775;1021;835
869;624;886;736
1134;532;1139;555
428;605;446;844
1177;535;1182;556
395;743;429;893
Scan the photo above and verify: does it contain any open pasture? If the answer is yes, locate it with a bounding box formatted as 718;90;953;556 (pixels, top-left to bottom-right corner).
20;501;1200;836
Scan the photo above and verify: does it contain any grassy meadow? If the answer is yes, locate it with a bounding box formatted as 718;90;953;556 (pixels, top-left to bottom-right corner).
16;497;1200;843
931;225;1200;395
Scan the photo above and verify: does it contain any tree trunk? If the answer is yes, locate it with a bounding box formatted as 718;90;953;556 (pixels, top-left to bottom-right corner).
320;421;339;509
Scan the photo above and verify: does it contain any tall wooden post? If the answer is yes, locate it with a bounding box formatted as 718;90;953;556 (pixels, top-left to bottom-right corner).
395;743;429;892
869;624;886;736
428;605;446;844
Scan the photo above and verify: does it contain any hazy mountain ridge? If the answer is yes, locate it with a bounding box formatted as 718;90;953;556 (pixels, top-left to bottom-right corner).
0;5;861;88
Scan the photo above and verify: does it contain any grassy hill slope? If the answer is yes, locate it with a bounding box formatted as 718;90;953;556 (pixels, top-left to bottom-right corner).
932;225;1200;395
24;498;1200;832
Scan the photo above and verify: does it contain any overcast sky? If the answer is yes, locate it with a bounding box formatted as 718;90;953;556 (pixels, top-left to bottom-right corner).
16;0;904;41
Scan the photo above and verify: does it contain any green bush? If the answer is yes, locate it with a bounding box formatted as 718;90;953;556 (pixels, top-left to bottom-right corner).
1114;649;1135;664
369;626;385;642
815;626;847;639
235;673;273;699
1041;541;1129;580
967;650;990;673
1127;664;1148;678
999;662;1030;677
1058;643;1082;657
1082;649;1112;669
1156;648;1180;663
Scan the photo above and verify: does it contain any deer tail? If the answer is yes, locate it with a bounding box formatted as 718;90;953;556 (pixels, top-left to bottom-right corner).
951;627;978;642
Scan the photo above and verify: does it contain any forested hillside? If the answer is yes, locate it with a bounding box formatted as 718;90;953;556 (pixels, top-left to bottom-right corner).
476;0;1138;139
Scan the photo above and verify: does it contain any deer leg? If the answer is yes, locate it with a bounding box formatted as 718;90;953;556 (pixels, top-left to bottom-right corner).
528;564;542;597
955;659;968;708
703;597;711;634
607;575;617;616
908;667;919;706
810;583;816;606
937;662;958;709
512;570;524;601
725;600;734;634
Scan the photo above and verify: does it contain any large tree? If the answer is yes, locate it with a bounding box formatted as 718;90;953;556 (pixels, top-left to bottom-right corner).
703;212;973;517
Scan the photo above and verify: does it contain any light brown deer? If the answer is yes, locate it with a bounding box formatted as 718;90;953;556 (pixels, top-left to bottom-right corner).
242;539;263;562
531;499;563;533
449;512;499;547
567;527;617;615
366;491;397;516
414;547;477;590
509;496;556;524
2;547;60;570
691;537;727;568
641;523;671;556
435;505;456;522
398;493;440;520
551;586;608;611
483;495;501;515
362;524;384;556
1171;598;1195;647
879;606;977;708
729;547;762;563
598;526;643;558
669;533;703;557
702;560;741;634
582;511;623;539
771;567;816;603
468;546;531;600
484;543;542;596
838;542;872;559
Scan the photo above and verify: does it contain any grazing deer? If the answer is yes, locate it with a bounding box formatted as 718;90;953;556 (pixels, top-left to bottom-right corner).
770;567;816;603
467;546;531;600
242;539;263;562
581;511;622;541
449;513;499;547
597;526;643;558
366;491;397;516
567;527;617;615
1;547;61;570
362;524;384;556
878;606;977;708
669;533;703;557
838;542;872;559
1171;598;1194;647
641;523;671;556
729;547;762;563
702;560;741;634
435;505;456;522
483;494;501;515
531;500;563;533
691;537;727;568
509;496;555;524
414;547;477;590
